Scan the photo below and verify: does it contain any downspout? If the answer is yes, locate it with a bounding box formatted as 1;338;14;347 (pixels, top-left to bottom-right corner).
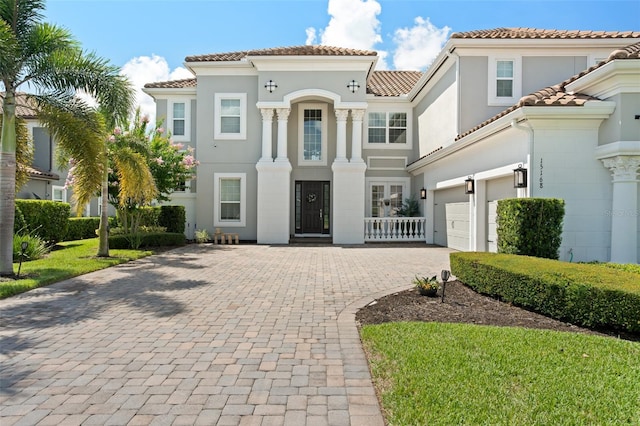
510;119;533;197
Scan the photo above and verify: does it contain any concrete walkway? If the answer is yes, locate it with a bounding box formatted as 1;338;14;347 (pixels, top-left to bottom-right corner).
0;244;452;426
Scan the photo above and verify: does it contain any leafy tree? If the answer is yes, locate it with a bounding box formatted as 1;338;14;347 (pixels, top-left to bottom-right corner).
0;0;133;275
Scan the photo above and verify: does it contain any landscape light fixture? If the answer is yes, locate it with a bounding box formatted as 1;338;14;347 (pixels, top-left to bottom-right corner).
464;177;475;195
513;164;528;188
17;241;28;279
420;188;427;200
264;79;278;93
347;80;360;93
441;269;451;303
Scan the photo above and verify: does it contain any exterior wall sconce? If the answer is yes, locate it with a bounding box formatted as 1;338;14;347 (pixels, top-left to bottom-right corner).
420;188;427;200
347;80;360;93
264;79;278;93
513;164;528;188
464;177;475;194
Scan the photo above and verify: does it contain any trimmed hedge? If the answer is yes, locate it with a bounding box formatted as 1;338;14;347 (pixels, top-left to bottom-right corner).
14;205;27;233
450;252;640;333
15;200;70;243
497;198;564;259
108;232;185;249
65;217;118;241
159;205;186;234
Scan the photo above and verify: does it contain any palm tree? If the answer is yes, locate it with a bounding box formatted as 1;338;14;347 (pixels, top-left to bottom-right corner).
0;0;133;275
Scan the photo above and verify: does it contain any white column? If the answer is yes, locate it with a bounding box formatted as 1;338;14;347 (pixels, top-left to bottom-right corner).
260;108;274;161
276;108;290;162
350;109;365;163
335;109;349;162
473;180;487;252
602;156;640;263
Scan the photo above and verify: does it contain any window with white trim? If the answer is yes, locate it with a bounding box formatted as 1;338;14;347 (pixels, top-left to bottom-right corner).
368;112;407;144
169;100;190;142
298;103;328;166
214;93;247;140
366;179;409;217
214;173;246;227
488;56;521;106
52;185;67;202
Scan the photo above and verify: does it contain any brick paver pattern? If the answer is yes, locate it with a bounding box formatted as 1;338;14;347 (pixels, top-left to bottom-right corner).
0;244;452;425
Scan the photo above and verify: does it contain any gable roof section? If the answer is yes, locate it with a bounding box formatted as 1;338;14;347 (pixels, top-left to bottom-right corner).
0;92;38;119
454;41;640;141
367;71;423;96
185;45;378;63
451;28;640;40
144;78;197;89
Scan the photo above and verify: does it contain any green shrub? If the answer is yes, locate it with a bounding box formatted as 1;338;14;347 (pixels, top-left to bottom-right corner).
108;232;185;249
195;229;209;243
159;205;186;233
13;233;50;262
497;198;564;259
65;217;118;241
450;252;640;333
14;205;27;233
15;200;70;243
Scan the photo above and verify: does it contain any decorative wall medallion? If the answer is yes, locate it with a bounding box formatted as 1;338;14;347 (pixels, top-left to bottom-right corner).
306;193;317;203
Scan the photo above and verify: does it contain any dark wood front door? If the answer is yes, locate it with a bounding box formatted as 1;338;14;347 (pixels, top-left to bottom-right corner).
295;181;330;234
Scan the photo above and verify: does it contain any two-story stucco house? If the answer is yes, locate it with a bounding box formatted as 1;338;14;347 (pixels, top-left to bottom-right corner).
144;28;640;263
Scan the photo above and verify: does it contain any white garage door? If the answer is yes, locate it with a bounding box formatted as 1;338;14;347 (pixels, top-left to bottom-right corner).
487;200;498;253
445;202;470;251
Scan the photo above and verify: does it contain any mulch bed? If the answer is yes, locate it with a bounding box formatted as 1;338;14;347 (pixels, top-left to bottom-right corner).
356;280;638;342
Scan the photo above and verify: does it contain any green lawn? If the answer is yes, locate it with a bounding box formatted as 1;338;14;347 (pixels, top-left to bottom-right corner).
1;238;153;299
361;322;640;426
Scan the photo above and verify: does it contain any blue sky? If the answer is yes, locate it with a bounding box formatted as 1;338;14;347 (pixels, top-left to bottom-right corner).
43;0;640;120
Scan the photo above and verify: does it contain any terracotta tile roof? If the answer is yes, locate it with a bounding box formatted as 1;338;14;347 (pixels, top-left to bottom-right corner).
26;165;59;181
186;45;378;62
451;28;640;39
368;71;423;96
454;41;640;141
144;78;197;89
0;92;38;119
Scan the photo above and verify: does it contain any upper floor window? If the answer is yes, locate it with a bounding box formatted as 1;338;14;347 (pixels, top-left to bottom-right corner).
169;100;190;142
365;110;411;149
214;93;247;140
298;103;328;166
488;55;521;106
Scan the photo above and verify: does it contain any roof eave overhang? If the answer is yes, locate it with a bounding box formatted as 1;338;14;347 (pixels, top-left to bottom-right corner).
565;60;640;98
142;86;197;99
249;55;377;72
407;101;616;172
185;60;256;76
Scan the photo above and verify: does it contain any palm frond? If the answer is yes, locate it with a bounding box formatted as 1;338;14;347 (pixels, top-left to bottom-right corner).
113;147;157;207
0;0;46;38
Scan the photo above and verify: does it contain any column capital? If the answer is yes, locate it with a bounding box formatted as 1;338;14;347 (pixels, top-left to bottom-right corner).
335;109;349;121
350;109;365;121
276;108;290;120
601;155;640;182
260;108;274;121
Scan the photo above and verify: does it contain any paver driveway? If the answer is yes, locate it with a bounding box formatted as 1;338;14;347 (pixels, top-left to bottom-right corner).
0;243;452;425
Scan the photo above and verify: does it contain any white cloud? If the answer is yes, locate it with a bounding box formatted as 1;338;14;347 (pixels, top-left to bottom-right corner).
305;0;388;69
392;17;450;71
120;55;192;126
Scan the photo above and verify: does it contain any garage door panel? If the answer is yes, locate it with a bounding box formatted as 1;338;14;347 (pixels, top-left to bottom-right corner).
445;202;470;251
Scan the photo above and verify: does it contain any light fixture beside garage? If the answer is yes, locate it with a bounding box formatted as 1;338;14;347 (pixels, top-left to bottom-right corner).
420;188;427;200
513;164;528;188
464;176;475;195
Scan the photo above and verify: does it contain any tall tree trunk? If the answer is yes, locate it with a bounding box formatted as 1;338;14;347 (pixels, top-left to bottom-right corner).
0;91;18;276
97;155;110;257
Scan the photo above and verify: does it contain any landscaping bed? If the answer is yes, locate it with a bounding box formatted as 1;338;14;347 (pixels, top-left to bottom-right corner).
356;280;638;341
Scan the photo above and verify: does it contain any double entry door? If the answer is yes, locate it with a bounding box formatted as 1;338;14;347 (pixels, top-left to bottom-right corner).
295;181;330;235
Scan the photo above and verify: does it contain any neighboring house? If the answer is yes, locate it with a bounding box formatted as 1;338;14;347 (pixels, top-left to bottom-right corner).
143;28;640;263
3;92;102;217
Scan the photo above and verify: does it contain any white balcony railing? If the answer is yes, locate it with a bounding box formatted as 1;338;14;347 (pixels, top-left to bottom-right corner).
364;217;427;242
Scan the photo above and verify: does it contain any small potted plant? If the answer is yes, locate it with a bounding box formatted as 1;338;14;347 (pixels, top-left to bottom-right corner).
413;275;439;296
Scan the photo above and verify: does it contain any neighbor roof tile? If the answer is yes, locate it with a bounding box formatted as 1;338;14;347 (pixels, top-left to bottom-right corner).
143;78;197;89
368;71;423;96
451;28;640;39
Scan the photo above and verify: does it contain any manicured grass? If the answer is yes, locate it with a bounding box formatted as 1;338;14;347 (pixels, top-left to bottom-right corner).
361;322;640;426
1;238;153;299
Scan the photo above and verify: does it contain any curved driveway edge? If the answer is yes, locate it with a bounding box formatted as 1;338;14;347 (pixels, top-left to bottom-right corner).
0;243;452;425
